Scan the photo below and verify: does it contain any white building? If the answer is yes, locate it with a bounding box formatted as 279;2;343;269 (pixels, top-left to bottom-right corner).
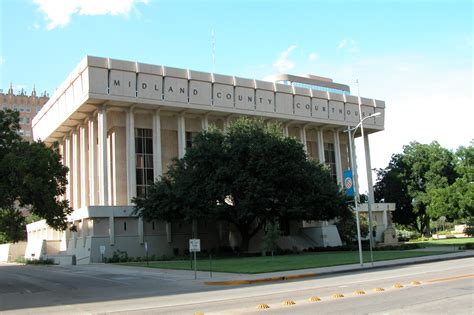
26;56;392;263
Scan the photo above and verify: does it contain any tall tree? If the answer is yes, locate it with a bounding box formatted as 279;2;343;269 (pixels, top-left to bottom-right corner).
0;109;72;243
374;141;457;235
427;145;474;221
134;118;349;251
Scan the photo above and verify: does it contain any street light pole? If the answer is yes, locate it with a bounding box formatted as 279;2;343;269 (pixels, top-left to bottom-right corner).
347;127;363;267
345;111;381;267
356;80;375;266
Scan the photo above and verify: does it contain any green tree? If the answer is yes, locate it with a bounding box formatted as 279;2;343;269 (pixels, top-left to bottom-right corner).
374;141;457;236
427;145;474;221
134;118;349;252
0;109;72;243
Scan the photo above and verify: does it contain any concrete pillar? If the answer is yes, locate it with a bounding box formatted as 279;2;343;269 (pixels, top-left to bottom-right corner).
333;129;343;187
201;114;209;131
138;217;144;244
88;116;96;206
317;128;325;163
64;137;72;203
98;105;108;205
109;215;115;246
364;133;375;205
300;125;307;153
177;114;186;158
126;108;136;203
72;129;80;209
152;109;162;178
80;123;89;207
283;124;289;138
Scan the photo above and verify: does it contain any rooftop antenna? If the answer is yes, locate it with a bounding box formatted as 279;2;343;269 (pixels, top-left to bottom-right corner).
211;28;216;73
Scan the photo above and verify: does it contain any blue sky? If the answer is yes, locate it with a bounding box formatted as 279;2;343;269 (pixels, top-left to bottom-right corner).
0;0;472;191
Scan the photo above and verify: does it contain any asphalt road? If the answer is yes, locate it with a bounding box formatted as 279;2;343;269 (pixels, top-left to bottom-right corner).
1;257;473;314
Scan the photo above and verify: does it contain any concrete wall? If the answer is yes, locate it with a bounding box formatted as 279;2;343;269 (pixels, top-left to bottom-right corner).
0;242;27;262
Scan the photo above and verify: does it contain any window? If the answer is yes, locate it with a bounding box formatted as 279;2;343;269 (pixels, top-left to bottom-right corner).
25;106;31;113
185;131;195;148
135;128;154;197
19;106;24;112
123;221;127;231
36;106;42;112
324;143;337;183
2;104;8;111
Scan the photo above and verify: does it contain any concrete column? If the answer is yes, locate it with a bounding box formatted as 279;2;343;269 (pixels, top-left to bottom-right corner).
152;109;163;178
98;105;108;206
79;123;89;207
138;217;144;244
109;215;115;245
201;114;209;131
64;137;72;203
317;128;325;163
109;132;116;205
364;133;375;205
283;124;289;138
300;125;307;153
177;114;186;158
88;117;96;206
81;219;86;247
72;129;80;209
126;108;136;203
333;129;343;187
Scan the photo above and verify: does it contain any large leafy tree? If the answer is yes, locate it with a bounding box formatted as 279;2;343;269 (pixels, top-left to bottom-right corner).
134;118;349;251
0;109;72;243
374;141;457;235
427;145;474;221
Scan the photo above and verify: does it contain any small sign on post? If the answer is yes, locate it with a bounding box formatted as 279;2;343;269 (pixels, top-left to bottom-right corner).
189;239;201;280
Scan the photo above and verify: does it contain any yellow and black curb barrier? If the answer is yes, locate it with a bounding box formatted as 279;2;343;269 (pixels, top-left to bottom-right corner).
282;300;296;306
256;303;270;309
332;293;345;299
354;289;366;295
411;280;421;285
373;287;385;292
308;296;321;302
205;272;318;285
194;312;204;315
393;283;404;288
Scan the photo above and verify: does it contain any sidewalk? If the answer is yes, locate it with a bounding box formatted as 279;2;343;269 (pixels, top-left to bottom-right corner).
57;249;474;286
204;249;474;285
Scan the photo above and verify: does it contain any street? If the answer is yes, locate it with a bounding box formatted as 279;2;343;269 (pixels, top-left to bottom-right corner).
0;257;473;314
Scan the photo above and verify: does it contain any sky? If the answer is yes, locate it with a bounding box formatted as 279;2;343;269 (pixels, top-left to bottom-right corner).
0;0;472;192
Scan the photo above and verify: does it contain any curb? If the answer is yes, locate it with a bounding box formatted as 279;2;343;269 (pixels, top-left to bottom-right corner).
204;251;474;286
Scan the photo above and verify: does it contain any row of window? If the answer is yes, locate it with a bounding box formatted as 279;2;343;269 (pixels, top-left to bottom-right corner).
2;104;42;112
134;127;340;197
19;117;30;124
17;129;32;136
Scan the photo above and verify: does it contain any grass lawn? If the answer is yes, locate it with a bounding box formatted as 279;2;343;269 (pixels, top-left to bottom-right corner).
119;250;450;274
407;237;474;247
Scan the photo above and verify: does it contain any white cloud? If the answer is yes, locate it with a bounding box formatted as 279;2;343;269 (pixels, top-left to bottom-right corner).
338;39;358;52
33;0;149;30
308;52;318;62
0;56;4;65
338;39;347;49
273;45;297;73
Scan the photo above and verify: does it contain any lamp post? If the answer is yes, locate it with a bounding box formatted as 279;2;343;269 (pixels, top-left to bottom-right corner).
345;112;381;267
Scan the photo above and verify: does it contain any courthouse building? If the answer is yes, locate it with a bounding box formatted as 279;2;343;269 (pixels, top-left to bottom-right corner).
26;56;392;263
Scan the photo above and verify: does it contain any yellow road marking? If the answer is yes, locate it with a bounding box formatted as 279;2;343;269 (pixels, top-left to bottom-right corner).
426;274;474;283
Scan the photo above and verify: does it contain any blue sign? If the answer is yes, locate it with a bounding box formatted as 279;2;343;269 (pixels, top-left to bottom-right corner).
343;169;354;197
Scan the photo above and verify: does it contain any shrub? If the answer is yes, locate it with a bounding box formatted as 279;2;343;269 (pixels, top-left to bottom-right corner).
25;258;55;265
464;218;474;237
